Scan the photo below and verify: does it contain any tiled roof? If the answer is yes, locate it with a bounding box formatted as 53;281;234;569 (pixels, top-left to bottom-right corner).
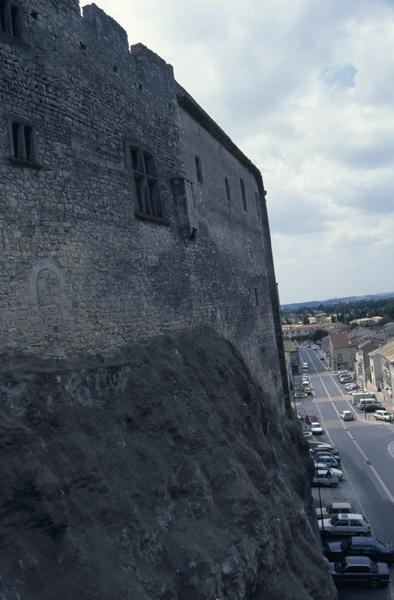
369;341;394;362
329;332;356;349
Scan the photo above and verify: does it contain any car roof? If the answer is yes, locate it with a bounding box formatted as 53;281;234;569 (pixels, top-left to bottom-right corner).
341;410;352;414
331;502;352;509
344;556;372;566
337;513;364;519
349;537;376;546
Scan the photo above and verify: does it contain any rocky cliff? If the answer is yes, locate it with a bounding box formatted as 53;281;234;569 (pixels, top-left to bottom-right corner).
0;332;336;600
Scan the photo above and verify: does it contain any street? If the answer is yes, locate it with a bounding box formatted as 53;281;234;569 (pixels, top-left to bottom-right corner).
298;346;394;600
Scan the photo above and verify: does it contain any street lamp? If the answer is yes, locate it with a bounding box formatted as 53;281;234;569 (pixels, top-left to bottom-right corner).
317;476;325;539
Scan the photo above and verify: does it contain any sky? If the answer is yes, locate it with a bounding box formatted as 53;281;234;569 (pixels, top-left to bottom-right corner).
81;0;394;304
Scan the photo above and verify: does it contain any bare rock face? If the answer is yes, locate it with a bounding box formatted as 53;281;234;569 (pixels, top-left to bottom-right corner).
0;333;336;600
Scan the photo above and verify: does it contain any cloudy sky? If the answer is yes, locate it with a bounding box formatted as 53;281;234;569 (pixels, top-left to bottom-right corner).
82;0;394;304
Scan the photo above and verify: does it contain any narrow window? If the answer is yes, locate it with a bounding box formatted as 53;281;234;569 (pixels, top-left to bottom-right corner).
195;155;203;184
254;288;260;306
10;121;36;163
0;1;21;37
130;147;163;220
255;192;262;225
240;178;247;211
225;177;231;202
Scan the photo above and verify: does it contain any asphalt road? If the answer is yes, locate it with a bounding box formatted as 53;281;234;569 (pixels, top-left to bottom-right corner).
297;346;394;600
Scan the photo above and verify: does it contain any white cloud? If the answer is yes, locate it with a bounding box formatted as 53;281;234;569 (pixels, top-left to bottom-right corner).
82;0;394;303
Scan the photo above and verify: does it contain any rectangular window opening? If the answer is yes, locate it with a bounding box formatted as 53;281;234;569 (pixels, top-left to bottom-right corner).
240;178;247;211
225;176;231;202
0;1;21;37
254;288;260;306
130;146;163;221
195;155;203;184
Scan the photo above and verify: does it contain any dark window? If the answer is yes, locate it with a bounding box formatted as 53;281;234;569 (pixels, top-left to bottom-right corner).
254;288;259;306
240;178;247;211
255;192;262;225
0;0;21;37
10;121;37;163
225;177;231;202
130;147;163;219
195;155;203;184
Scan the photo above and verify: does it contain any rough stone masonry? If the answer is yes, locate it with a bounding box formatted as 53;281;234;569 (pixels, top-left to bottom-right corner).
0;2;337;599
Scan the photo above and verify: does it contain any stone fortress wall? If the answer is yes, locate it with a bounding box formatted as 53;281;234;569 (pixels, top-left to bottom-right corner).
0;0;289;410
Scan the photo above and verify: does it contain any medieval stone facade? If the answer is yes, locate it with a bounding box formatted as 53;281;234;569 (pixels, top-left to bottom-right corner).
0;1;289;409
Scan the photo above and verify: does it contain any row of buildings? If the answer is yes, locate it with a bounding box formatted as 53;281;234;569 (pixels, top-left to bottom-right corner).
284;322;394;408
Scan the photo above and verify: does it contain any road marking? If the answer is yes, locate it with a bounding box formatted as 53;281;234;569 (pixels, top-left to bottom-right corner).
389;442;394;459
317;373;394;505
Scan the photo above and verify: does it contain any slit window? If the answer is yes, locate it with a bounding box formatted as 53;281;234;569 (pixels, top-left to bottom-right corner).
254;288;260;306
130;147;163;219
240;178;247;211
0;1;22;38
225;177;231;202
195;155;203;184
10;121;37;163
255;192;262;225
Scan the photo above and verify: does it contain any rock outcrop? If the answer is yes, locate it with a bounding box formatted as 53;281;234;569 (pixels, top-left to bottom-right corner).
0;332;336;599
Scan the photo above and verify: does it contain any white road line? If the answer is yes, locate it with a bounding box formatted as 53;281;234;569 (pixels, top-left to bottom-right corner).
313;376;370;518
317;373;394;505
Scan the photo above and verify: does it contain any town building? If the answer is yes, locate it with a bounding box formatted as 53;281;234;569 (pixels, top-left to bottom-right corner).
354;338;383;389
368;341;394;407
326;332;357;371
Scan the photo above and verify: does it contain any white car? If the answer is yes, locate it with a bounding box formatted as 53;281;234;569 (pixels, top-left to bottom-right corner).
310;421;324;435
374;410;394;422
315;501;353;519
314;464;343;480
318;513;371;537
340;410;355;421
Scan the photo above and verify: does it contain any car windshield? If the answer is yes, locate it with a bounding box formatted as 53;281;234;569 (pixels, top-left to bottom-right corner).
375;540;387;551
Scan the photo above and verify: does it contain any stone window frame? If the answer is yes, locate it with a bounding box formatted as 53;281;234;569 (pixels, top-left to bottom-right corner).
126;140;168;226
240;177;247;212
7;117;42;169
0;0;26;44
195;154;203;184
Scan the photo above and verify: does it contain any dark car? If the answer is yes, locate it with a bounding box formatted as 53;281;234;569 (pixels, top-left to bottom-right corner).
311;449;341;464
329;556;391;587
325;537;394;563
311;453;341;468
363;403;382;413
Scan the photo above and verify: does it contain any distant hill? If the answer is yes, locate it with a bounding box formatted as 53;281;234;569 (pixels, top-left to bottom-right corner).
282;291;394;311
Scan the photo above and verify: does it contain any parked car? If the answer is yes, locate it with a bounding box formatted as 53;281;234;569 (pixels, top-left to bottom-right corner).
303;430;313;438
311;450;341;465
308;441;340;456
312;469;339;488
310;422;324;435
339;376;354;384
314;464;343;480
340;410;355;421
336;370;348;379
324;536;394;564
329;556;390;587
312;454;341;469
316;502;353;519
374;410;394;422
363;403;383;413
319;513;371;537
345;382;359;391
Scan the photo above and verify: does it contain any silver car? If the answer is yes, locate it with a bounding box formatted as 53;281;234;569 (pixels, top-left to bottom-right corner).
319;513;371;537
315;501;353;519
312;469;339;488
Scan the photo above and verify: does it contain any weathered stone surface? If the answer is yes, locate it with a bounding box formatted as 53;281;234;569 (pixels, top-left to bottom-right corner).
0;333;336;600
0;1;288;406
